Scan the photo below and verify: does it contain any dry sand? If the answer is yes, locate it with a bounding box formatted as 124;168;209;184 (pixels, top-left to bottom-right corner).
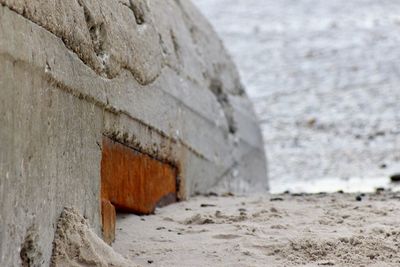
50;208;137;267
113;192;400;267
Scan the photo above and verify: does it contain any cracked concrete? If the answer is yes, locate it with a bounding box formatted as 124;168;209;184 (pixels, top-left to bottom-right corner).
0;0;267;265
0;0;163;83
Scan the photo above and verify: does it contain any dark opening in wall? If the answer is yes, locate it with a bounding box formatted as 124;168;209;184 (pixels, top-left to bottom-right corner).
100;136;178;244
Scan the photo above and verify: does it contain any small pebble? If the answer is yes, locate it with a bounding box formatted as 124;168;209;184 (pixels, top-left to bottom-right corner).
206;192;218;197
200;203;216;207
390;174;400;182
270;197;284;202
375;187;385;194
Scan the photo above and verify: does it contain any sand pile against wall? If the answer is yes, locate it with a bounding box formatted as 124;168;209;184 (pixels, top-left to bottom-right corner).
50;207;137;267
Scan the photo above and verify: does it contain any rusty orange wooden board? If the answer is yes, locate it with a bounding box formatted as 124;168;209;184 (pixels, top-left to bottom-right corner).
101;137;177;215
101;199;116;244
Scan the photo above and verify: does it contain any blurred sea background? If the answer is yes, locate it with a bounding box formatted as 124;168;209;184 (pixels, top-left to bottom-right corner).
194;0;400;193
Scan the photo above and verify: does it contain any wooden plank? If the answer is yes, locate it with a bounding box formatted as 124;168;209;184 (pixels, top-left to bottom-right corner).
101;199;116;244
101;136;177;215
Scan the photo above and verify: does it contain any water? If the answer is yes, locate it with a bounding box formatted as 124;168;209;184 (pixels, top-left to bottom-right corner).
194;0;400;193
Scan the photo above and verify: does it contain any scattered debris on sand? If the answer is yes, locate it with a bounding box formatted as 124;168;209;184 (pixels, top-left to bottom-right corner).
113;192;400;266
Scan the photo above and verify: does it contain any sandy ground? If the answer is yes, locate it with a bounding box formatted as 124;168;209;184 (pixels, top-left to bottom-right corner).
194;0;400;192
113;192;400;266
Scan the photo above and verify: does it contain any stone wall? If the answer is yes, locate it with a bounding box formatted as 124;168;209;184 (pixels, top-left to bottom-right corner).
0;0;267;265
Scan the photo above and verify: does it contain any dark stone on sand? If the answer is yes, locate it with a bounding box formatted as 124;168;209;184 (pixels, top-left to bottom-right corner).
375;187;385;194
200;204;216;207
390;174;400;182
291;193;306;197
270;197;284;202
355;195;362;201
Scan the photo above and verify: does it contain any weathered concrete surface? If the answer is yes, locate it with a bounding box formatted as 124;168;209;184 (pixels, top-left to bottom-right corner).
0;0;267;265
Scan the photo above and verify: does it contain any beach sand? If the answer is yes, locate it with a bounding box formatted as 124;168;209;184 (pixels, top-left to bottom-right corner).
113;192;400;266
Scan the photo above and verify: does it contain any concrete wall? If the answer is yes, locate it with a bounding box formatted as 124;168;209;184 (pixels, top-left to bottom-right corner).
0;0;267;265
